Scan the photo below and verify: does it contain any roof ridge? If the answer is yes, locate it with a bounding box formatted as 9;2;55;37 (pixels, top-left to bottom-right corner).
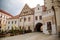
0;9;13;17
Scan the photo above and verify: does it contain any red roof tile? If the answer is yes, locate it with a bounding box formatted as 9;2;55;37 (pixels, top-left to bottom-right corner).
0;9;13;17
42;5;47;12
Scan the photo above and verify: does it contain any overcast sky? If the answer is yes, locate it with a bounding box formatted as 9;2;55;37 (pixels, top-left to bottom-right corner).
0;0;44;16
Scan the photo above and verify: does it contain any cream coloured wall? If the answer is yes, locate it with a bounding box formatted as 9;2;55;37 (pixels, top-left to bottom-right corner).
19;15;34;31
6;19;19;30
0;12;12;31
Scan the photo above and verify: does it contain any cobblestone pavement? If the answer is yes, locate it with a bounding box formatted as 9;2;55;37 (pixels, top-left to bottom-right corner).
0;32;60;40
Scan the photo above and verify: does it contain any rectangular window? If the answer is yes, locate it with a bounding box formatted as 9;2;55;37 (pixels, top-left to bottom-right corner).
24;17;26;22
35;16;38;20
47;22;52;30
38;8;39;10
8;26;9;29
20;19;22;22
8;21;10;24
19;26;21;29
12;21;13;24
28;17;30;21
0;26;1;29
4;15;5;19
0;21;1;24
0;14;2;18
15;21;16;24
39;16;42;20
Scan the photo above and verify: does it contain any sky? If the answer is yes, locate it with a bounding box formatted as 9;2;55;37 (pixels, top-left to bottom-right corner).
0;0;44;16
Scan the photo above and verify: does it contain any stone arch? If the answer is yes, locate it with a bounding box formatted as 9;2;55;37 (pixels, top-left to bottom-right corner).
34;23;43;32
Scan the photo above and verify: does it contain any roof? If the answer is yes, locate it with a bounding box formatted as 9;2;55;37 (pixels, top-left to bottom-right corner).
42;5;47;12
19;4;34;17
7;16;19;20
0;9;13;17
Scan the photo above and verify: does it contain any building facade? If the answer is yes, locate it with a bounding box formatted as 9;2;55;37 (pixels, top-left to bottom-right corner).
44;0;60;33
0;10;13;31
34;4;56;34
6;4;56;34
6;17;19;30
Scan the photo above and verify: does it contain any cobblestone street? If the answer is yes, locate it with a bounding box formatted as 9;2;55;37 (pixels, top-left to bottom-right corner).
0;32;60;40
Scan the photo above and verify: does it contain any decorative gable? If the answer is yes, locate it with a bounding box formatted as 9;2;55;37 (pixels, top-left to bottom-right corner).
19;4;34;17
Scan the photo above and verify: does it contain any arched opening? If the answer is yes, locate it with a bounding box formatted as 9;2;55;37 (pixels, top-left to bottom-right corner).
34;23;43;32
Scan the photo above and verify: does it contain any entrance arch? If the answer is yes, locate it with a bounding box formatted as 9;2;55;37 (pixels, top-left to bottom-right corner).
34;23;43;32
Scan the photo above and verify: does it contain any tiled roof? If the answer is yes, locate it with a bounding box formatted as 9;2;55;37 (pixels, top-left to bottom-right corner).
0;9;13;17
42;5;47;12
7;16;19;20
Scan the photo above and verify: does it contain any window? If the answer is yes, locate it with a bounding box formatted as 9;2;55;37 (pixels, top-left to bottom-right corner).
28;26;30;30
0;21;1;24
15;21;16;24
24;17;26;22
38;8;39;10
8;26;9;29
0;26;1;29
35;16;38;20
19;26;21;29
8;21;10;24
28;17;30;21
12;21;13;24
0;14;2;18
47;22;52;30
4;15;5;18
20;19;22;22
39;16;42;20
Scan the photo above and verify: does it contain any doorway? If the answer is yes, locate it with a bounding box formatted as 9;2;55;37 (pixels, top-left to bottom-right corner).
34;23;43;32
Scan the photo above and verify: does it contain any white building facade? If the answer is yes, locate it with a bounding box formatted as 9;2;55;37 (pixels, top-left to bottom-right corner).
6;4;56;34
0;10;13;31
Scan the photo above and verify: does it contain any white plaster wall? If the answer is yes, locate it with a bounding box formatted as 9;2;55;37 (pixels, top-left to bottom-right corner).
42;9;54;17
43;24;56;34
19;15;34;31
6;19;19;30
43;20;56;34
43;24;49;34
52;24;56;34
0;12;12;30
34;4;43;30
